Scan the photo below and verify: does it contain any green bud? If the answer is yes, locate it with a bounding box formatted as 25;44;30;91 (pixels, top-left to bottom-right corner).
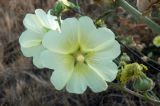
52;1;66;16
51;1;80;16
120;63;148;84
133;75;154;92
153;35;160;47
120;53;130;62
95;19;105;27
67;1;78;9
58;0;77;8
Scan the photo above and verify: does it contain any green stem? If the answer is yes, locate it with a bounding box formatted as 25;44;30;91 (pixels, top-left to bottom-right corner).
75;0;81;14
57;16;61;27
116;0;160;33
109;82;160;105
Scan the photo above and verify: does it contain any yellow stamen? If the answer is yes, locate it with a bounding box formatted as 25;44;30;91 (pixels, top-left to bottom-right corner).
76;54;85;63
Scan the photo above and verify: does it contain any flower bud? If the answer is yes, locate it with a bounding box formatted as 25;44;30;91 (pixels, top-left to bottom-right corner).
153;35;160;47
52;1;66;16
52;0;79;16
120;53;130;62
95;19;105;27
133;75;154;92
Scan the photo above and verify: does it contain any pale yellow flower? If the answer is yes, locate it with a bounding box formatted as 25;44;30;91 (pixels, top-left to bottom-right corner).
41;16;121;94
19;9;60;68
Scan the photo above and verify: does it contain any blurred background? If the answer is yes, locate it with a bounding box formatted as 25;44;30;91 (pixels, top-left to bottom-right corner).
0;0;160;106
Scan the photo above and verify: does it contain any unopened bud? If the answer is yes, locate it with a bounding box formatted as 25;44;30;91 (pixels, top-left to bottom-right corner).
153;35;160;47
133;75;154;92
120;53;130;62
52;1;65;16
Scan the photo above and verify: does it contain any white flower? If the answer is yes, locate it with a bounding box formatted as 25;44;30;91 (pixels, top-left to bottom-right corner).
41;16;121;94
19;9;60;68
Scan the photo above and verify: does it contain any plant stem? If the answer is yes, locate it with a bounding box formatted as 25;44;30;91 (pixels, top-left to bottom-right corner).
116;0;160;33
75;0;81;14
109;82;160;104
57;15;61;27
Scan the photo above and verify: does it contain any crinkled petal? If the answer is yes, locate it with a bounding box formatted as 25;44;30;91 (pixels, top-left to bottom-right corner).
19;30;43;48
87;60;118;82
20;45;44;57
23;14;46;34
35;9;49;28
66;63;87;94
80;27;116;52
35;9;59;30
43;18;79;54
40;50;74;90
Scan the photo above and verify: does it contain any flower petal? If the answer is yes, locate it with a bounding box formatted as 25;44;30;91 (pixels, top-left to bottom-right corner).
35;9;49;28
86;41;121;61
87;60;118;82
86;73;108;92
20;45;44;57
83;64;108;92
23;14;46;34
78;16;96;35
19;30;43;48
66;63;87;94
33;55;44;68
40;50;74;90
43;20;79;54
69;63;107;93
80;27;116;52
47;12;60;31
35;9;59;30
50;70;72;90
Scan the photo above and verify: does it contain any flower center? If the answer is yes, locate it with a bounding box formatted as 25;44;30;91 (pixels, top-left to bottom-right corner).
76;53;85;63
